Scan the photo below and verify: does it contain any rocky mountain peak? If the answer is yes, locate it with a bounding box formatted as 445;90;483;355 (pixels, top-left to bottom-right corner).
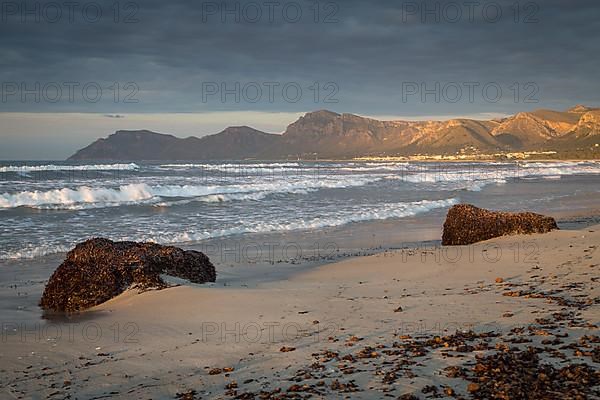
218;126;265;135
568;105;595;114
68;106;600;160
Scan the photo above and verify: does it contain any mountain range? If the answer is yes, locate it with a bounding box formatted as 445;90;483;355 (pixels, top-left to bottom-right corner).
68;105;600;160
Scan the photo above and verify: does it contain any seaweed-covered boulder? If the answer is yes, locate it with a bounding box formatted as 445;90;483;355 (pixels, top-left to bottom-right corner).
442;204;558;246
40;238;216;312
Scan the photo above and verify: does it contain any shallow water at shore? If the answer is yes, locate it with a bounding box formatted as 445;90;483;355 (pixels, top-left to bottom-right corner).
2;160;600;261
1;160;600;332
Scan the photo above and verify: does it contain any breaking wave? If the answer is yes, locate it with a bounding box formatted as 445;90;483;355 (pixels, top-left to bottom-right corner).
0;198;457;260
0;174;382;210
0;163;139;173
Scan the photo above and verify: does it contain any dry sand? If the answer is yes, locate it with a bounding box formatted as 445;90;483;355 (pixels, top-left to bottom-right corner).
1;226;599;399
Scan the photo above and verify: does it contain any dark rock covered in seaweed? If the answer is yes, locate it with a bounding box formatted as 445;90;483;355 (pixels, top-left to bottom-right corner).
442;204;558;245
40;238;216;312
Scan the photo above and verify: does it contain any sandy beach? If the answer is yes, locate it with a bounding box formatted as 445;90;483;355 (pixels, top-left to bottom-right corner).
3;0;600;396
1;221;599;399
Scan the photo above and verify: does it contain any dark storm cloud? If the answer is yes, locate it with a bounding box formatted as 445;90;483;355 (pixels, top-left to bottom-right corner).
1;0;599;116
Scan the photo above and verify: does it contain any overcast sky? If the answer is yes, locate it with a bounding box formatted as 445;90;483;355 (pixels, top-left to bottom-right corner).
1;0;599;159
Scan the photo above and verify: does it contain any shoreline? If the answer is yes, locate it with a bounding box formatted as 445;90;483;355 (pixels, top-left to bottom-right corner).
3;159;600;264
1;221;599;398
2;206;599;264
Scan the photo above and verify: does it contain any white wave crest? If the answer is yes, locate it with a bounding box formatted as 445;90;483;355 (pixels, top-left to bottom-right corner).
0;197;458;260
0;163;139;173
0;244;72;260
0;174;382;209
141;198;460;245
0;183;155;209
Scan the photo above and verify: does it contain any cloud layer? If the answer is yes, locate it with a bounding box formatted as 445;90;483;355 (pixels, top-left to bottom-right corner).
1;0;599;117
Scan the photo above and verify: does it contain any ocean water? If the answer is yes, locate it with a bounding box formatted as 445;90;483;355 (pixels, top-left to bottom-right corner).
1;160;600;261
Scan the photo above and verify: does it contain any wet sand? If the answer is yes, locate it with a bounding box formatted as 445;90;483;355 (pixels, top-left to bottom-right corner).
1;221;599;398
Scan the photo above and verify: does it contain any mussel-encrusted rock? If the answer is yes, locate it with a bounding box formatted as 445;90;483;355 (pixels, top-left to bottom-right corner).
442;204;558;246
40;238;216;312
